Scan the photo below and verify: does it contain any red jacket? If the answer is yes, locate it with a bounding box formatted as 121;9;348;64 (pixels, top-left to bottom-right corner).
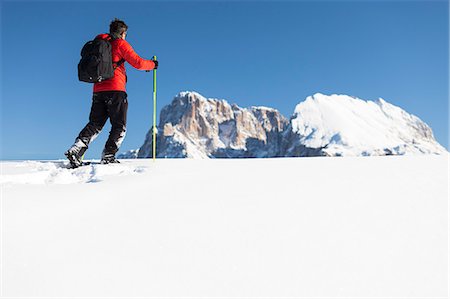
93;34;155;92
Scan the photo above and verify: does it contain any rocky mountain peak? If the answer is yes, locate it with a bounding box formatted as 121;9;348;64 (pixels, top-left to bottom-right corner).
137;91;289;158
123;91;447;159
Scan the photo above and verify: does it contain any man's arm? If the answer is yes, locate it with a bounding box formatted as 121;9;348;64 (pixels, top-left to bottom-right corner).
120;40;155;71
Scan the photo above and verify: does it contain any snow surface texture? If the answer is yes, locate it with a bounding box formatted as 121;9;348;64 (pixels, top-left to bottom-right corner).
0;160;146;185
1;155;448;297
122;91;447;159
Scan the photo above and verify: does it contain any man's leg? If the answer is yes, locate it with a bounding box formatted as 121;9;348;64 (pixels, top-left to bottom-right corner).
101;91;128;163
78;93;109;146
66;93;108;165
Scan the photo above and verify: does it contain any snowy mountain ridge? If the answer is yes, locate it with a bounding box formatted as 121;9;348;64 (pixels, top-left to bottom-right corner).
119;91;446;158
285;93;446;156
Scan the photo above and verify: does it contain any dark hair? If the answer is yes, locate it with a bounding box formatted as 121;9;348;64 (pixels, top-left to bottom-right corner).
109;18;128;39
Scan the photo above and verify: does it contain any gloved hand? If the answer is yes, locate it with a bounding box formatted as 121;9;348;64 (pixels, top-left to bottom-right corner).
146;59;158;72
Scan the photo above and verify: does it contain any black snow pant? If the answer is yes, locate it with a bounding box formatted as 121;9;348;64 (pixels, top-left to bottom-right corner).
77;91;128;156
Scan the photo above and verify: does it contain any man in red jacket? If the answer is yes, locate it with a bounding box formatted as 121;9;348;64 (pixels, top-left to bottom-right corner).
65;19;157;167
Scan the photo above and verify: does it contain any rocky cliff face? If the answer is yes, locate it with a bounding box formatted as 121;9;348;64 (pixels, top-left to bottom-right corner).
126;91;447;159
137;91;289;158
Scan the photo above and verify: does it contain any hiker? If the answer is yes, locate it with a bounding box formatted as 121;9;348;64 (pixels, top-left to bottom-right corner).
65;18;158;167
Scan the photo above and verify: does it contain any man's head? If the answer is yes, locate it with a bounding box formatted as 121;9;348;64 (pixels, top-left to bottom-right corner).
110;18;128;40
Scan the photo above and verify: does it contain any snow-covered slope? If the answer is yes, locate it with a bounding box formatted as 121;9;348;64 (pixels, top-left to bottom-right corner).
124;92;446;158
286;93;447;156
1;155;448;296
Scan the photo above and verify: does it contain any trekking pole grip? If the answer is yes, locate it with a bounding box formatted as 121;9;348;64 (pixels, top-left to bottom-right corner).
146;56;157;72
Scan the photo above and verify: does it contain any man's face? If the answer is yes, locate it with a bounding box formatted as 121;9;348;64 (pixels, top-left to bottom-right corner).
121;31;127;40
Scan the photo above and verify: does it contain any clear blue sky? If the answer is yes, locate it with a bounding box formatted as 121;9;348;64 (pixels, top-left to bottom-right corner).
1;0;448;160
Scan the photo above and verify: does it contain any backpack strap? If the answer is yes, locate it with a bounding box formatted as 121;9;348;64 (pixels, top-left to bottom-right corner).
108;34;125;69
113;59;125;69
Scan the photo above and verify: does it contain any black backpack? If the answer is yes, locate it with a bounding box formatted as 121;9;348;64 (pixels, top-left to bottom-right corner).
78;36;124;83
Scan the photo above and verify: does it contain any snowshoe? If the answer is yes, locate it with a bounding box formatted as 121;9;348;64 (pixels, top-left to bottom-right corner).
100;153;120;165
65;139;88;168
65;152;83;168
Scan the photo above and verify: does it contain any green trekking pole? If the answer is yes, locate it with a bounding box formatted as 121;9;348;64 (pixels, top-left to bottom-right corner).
152;56;157;161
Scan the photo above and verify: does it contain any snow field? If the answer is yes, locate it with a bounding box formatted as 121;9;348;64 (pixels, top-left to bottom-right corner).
0;155;448;297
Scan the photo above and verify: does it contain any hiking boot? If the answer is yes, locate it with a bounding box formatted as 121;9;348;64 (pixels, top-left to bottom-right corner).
100;153;120;164
65;139;87;168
